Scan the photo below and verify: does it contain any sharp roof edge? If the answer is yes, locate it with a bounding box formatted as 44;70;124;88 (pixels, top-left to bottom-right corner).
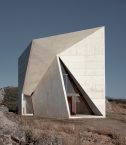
32;26;104;42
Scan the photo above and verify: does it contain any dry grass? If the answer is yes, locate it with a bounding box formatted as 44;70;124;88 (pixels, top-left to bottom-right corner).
1;87;126;144
18;101;126;145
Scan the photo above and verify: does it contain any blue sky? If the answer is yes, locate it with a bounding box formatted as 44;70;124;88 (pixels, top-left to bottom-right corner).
0;0;125;99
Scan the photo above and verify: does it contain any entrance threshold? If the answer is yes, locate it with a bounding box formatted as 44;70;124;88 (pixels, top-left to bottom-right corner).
22;113;33;116
70;115;105;119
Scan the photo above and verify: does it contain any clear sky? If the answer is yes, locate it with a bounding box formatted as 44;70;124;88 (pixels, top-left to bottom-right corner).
0;0;125;99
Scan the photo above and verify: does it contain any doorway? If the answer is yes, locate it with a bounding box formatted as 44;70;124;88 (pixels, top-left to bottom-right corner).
22;94;33;115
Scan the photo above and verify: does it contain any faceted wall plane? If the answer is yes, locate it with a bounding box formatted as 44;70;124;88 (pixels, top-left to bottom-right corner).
18;27;105;118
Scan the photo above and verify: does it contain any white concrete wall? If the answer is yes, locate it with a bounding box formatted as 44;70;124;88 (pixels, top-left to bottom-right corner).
59;27;105;116
23;27;99;96
32;57;69;119
19;27;105;118
18;44;31;114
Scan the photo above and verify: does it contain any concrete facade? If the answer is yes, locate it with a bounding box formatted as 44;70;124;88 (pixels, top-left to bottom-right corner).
18;27;106;119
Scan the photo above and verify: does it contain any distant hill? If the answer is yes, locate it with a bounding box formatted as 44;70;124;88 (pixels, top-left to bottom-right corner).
106;96;126;103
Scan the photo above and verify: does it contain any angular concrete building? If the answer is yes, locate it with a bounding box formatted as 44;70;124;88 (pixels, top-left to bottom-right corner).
18;27;105;119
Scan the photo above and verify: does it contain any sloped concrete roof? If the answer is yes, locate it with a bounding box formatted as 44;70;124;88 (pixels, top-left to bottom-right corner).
23;27;102;96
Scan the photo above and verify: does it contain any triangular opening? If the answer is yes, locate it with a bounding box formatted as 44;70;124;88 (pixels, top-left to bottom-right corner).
59;59;94;115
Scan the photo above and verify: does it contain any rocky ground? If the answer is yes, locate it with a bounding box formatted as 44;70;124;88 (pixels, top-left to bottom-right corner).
0;87;126;145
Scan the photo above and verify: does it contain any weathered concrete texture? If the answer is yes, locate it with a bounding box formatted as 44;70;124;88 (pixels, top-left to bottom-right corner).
18;44;31;114
22;27;99;96
32;57;69;119
59;27;105;116
18;27;105;118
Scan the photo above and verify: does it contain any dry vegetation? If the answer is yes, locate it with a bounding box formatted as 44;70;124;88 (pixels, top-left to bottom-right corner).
1;87;18;112
18;100;126;145
0;87;126;145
